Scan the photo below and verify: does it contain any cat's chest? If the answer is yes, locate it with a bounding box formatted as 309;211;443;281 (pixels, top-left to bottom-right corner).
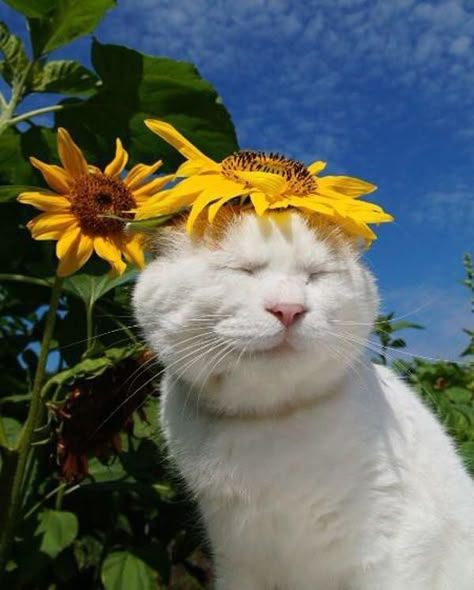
161;384;373;503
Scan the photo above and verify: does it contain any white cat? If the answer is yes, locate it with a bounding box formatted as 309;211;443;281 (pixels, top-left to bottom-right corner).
133;210;474;590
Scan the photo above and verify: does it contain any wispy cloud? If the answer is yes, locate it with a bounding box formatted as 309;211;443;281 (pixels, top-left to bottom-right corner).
411;187;474;227
95;0;474;160
381;282;472;360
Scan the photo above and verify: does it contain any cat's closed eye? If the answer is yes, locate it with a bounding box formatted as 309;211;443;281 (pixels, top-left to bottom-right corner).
223;262;266;275
305;266;342;283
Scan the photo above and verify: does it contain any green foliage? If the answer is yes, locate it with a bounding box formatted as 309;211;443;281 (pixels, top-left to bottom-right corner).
0;3;234;587
36;509;79;559
373;263;474;477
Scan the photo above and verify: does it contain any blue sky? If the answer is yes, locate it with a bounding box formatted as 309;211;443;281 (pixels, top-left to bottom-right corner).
2;0;473;360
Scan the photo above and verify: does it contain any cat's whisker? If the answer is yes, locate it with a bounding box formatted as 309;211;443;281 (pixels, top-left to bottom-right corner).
337;329;452;363
59;323;141;349
88;336;225;440
193;342;238;416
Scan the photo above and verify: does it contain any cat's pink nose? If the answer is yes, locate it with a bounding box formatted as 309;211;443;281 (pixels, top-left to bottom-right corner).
266;303;305;327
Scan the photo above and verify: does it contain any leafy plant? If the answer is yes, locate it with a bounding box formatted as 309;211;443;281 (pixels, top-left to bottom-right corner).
0;1;235;587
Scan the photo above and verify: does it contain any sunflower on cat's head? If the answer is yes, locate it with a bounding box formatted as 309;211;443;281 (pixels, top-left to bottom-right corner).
133;119;394;247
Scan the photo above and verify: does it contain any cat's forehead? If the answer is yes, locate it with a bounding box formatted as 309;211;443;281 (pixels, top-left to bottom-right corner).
215;212;347;266
150;211;353;266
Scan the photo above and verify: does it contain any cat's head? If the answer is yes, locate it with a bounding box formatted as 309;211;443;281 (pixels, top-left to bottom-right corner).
133;210;379;414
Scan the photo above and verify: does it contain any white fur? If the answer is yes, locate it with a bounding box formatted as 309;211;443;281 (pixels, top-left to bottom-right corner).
134;212;474;589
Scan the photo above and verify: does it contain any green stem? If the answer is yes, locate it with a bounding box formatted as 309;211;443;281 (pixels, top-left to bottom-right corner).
8;104;64;126
0;275;63;574
84;303;94;356
0;91;7;110
0;63;33;136
54;483;66;511
0;273;52;288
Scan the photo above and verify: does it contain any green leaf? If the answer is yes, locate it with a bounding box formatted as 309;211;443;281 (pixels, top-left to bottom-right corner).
31;60;99;95
56;41;239;172
29;0;116;56
445;386;472;404
391;321;424;331
0;416;22;447
0;21;29;86
3;0;56;19
36;509;79;558
0;128;37;186
46;344;145;388
0;185;46;203
101;551;158;590
62;268;138;313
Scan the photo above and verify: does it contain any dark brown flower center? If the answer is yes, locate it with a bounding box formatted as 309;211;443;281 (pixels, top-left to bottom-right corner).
70;174;136;236
221;151;317;196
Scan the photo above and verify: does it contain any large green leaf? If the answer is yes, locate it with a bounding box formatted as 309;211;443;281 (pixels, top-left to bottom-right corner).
3;0;55;18
101;551;158;590
29;0;116;57
63;268;138;313
0;21;29;86
31;60;99;95
56;41;239;172
0;128;36;185
35;509;79;558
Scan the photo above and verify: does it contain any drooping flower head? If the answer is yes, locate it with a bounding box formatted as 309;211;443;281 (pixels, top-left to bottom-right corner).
18;128;172;276
136;120;393;244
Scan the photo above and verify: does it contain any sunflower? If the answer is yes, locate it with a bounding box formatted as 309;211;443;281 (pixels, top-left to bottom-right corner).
18;128;172;276
136;120;393;243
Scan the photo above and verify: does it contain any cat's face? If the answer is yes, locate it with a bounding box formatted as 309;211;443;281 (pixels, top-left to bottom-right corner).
133;211;379;413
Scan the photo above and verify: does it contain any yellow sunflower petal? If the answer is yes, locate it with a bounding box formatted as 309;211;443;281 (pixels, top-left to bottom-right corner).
57;128;89;179
124;160;163;190
93;236;128;276
249;192;270;216
145;119;219;171
207;185;249;223
307;161;327;175
56;225;81;259
27;212;78;239
104;138;129;177
317;175;377;198
133;190;175;219
132;174;174;199
30;158;72;194
186;191;220;233
109;258;127;275
335;215;377;242
122;234;145;268
237;171;286;196
93;236;122;263
57;233;93;277
176;158;216;177
288;197;335;216
18;192;71;212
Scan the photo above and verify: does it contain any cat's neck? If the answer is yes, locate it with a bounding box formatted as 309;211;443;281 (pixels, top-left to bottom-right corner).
167;362;358;420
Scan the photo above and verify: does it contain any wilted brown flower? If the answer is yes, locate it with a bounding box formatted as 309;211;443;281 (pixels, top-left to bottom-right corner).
52;352;157;482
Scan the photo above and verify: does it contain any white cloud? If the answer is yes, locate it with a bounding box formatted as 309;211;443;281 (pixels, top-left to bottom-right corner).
412;188;474;227
381;283;472;361
94;0;474;161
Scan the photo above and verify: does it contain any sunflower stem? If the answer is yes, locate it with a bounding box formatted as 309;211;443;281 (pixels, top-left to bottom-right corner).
0;62;33;136
54;483;66;511
8;104;64;126
0;90;8;110
0;275;63;575
85;303;94;356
